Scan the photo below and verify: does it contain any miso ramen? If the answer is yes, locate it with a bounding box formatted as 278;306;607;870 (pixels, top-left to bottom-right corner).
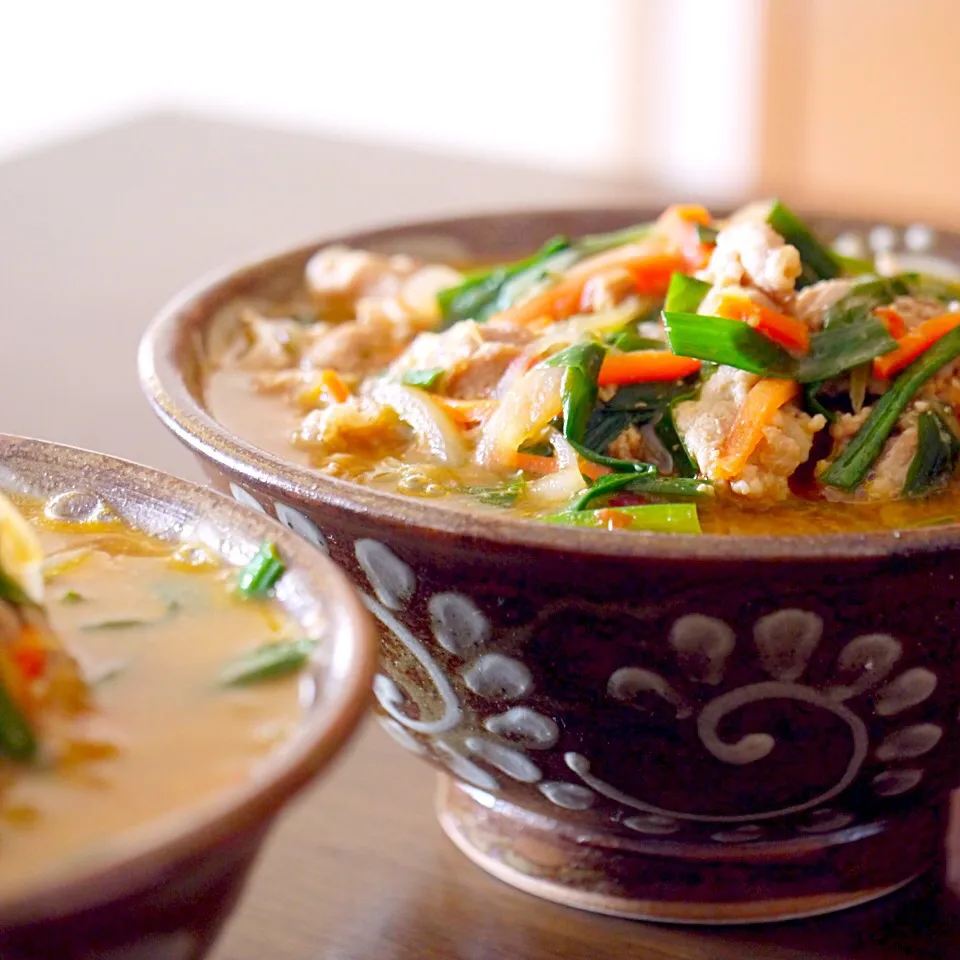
0;492;314;893
205;200;960;535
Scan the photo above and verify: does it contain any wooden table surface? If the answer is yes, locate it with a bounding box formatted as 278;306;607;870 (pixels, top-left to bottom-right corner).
3;112;960;959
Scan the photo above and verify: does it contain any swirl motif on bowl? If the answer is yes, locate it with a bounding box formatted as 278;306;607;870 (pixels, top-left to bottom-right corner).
228;478;944;844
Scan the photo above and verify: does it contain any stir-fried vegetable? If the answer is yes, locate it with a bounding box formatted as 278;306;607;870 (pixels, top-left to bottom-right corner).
821;326;960;490
598;351;701;386
543;341;606;444
371;382;468;466
715;380;800;480
714;296;811;354
664;272;711;314
546;502;701;533
401;367;445;390
436;236;571;327
236;542;286;598
571;472;711;510
797;317;897;383
219;637;317;687
0;682;37;762
228;195;960;536
663;312;795;377
873;313;960;379
903;410;960;497
767;201;840;287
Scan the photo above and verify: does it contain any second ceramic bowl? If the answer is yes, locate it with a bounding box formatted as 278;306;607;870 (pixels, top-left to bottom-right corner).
0;435;376;959
140;208;960;924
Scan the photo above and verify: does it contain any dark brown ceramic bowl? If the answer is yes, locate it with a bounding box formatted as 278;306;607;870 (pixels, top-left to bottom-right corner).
140;208;960;925
0;435;376;959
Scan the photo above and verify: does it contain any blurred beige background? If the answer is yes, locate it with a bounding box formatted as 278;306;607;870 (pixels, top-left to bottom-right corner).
759;0;960;225
3;0;958;223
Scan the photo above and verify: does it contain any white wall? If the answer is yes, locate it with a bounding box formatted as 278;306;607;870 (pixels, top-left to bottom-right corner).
2;0;763;195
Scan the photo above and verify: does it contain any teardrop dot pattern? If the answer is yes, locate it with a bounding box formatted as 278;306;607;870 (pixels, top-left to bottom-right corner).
355;539;416;611
625;815;681;836
464;737;542;783
220;485;952;838
429;592;490;658
463;654;533;700
872;769;924;797
668;614;735;685
875;724;943;762
484;708;559;750
753;609;823;682
228;482;266;514
538;782;595;810
873;668;938;717
274;500;329;554
797;809;854;834
712;825;766;844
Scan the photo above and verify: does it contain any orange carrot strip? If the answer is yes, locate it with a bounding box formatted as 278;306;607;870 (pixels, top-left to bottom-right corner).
579;459;611;481
515;451;610;480
715;295;811;354
873;306;906;339
873;312;960;379
432;397;496;427
595;508;633;529
629;254;692;295
597;351;702;387
319;369;350;403
515;453;559;475
12;645;46;681
492;253;687;327
655;204;714;267
714;379;800;480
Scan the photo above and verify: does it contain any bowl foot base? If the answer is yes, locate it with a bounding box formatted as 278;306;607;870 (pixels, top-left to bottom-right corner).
436;775;942;925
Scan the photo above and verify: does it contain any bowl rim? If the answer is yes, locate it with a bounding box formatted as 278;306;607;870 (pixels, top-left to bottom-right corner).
0;433;377;926
138;205;960;563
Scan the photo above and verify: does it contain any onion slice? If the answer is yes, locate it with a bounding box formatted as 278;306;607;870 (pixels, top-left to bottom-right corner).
370;382;467;466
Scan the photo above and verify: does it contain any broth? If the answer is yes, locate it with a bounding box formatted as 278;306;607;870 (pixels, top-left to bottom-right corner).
0;498;308;893
202;202;960;536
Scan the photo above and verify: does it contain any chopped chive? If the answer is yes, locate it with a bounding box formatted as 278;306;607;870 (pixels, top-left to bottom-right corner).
0;679;37;763
572;472;711;510
543;341;606;445
80;618;153;632
767;200;840;287
436;236;571;327
576;222;653;255
796;316;897;383
654;406;698;477
546;502;701;534
695;224;719;246
61;590;85;604
567;438;657;475
606;331;665;352
904;410;960;497
236;542;286;598
662;311;795;377
664;273;712;315
401;367;445;390
467;476;525;507
804;382;837;424
219;637;317;687
0;572;32;607
821;326;960;490
582;409;636;452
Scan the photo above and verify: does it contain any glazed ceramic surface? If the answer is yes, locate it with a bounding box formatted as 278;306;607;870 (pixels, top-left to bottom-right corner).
0;436;376;959
140;208;960;923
